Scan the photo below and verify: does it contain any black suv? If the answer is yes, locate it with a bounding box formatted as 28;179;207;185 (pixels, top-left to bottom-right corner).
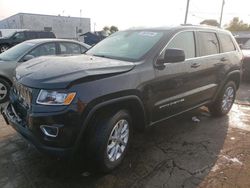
1;26;242;172
0;30;56;53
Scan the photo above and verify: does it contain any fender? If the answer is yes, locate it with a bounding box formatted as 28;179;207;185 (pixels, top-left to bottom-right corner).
72;95;147;153
213;70;241;101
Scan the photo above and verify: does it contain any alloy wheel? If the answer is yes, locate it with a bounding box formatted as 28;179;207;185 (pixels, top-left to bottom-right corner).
107;119;129;162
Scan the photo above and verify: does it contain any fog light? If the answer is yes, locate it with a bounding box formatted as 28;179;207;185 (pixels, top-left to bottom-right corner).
40;125;59;138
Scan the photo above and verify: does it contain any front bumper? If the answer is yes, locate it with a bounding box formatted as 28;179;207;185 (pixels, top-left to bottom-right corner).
1;103;75;158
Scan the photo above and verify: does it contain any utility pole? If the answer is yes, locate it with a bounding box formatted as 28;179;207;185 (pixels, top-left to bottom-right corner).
184;0;190;24
219;0;225;28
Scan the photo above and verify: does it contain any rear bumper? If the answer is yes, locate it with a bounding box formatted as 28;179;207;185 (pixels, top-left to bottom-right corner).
1;103;73;158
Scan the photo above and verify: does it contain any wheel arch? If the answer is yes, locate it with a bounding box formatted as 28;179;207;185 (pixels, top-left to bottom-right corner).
73;95;147;152
213;70;241;101
0;75;12;86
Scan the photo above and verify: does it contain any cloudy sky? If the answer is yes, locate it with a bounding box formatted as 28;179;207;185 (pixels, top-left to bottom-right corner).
0;0;250;30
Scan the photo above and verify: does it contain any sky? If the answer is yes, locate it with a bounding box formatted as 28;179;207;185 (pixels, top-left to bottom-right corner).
0;0;250;31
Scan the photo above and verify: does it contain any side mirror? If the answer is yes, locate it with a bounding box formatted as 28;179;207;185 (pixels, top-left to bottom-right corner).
22;54;35;62
157;48;185;65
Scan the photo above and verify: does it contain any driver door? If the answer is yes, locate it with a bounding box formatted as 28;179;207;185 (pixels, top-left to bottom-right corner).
151;31;197;122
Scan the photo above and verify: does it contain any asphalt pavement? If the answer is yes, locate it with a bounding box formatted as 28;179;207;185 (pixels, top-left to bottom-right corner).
1;82;250;188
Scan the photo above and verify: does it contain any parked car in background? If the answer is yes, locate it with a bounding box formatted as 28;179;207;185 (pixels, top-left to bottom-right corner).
0;39;90;103
0;29;26;38
1;26;242;172
235;35;250;81
0;30;56;53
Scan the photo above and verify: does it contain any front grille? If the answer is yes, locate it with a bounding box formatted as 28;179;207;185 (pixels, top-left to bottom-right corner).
12;81;32;108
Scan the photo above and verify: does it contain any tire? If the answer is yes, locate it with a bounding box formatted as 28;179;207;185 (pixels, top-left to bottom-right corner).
0;78;11;103
87;109;132;172
0;45;9;53
209;81;236;117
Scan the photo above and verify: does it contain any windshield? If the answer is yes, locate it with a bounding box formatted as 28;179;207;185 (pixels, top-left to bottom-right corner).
86;30;163;61
235;37;250;49
0;42;35;61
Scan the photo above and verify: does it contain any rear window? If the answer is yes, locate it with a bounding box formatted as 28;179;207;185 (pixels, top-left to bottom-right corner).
219;33;236;52
197;32;219;56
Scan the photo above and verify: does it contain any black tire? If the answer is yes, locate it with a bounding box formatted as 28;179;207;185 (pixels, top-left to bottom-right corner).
0;45;9;53
87;109;132;172
209;81;236;117
0;78;11;103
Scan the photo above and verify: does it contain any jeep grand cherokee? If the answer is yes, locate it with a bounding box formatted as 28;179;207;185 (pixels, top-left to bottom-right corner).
1;26;242;172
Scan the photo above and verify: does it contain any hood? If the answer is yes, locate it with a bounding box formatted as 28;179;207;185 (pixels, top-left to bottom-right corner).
16;55;135;89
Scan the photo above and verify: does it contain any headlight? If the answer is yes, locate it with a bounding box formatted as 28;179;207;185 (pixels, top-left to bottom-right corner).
36;90;76;105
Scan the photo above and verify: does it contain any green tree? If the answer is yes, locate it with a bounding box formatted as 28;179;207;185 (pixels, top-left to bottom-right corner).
110;26;119;33
200;19;219;27
102;26;119;35
103;26;110;31
226;17;250;31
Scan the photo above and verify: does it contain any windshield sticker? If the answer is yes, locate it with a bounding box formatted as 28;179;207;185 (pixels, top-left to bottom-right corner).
138;31;158;37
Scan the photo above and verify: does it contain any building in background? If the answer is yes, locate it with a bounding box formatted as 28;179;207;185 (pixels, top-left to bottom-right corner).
0;13;91;40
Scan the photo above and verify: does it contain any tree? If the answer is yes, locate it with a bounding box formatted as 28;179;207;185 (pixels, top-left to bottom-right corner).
200;19;219;27
103;26;110;31
225;17;250;31
102;26;119;36
110;26;119;33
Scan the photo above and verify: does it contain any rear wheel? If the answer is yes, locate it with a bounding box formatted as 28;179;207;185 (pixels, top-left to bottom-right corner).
0;45;9;53
209;81;236;117
87;109;132;172
0;78;10;103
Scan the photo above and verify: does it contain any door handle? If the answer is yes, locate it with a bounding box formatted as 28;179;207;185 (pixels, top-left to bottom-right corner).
191;62;200;68
220;57;228;62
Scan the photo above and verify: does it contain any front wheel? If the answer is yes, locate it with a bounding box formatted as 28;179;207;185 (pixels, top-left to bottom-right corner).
0;45;9;53
87;110;132;172
209;81;236;117
0;78;11;103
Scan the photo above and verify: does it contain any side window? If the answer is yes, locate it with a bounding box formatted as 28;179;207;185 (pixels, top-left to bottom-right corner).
80;46;88;53
28;43;56;57
13;32;25;40
197;32;219;56
167;31;195;59
218;33;236;52
59;42;81;55
26;32;37;39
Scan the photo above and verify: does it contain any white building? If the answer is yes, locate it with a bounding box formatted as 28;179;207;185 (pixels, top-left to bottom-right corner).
0;13;91;40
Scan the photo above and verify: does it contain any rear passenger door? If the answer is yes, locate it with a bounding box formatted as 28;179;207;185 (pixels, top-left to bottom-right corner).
183;31;222;106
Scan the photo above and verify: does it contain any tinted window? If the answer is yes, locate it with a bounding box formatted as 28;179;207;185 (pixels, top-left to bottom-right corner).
198;32;219;56
219;34;235;52
13;32;25;40
59;42;81;54
26;32;37;39
167;31;195;59
28;43;56;57
86;31;164;61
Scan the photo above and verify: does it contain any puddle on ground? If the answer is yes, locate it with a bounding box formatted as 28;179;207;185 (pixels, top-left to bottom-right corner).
229;105;250;132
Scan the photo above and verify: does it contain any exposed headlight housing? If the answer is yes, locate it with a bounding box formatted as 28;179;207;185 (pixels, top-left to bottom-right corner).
36;90;76;105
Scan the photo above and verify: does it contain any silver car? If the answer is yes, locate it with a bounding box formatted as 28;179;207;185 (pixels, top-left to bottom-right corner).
0;39;90;103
